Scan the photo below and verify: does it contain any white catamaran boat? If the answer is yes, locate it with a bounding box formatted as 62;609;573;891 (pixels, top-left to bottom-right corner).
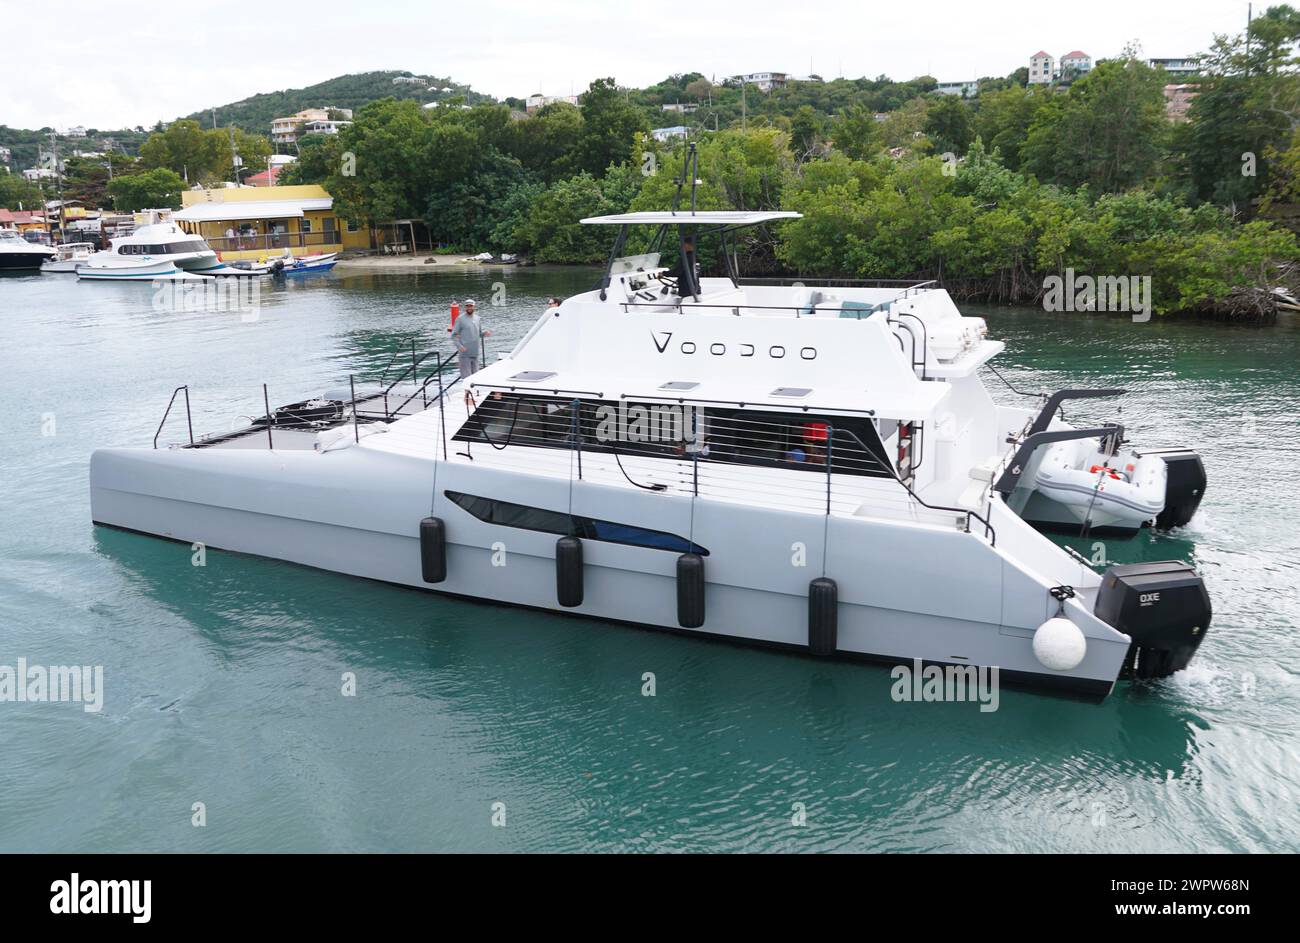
79;218;220;275
89;154;1211;699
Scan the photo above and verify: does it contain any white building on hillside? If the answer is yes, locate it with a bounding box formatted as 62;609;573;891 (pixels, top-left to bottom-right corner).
271;108;353;146
1148;57;1201;78
651;126;689;142
1029;51;1054;84
935;80;978;97
730;72;789;92
526;93;579;113
1059;51;1092;77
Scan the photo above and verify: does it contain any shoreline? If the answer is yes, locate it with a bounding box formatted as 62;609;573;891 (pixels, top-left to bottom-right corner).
335;253;561;274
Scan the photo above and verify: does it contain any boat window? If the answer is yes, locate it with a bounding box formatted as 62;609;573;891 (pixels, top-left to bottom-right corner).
453;394;893;478
444;491;708;554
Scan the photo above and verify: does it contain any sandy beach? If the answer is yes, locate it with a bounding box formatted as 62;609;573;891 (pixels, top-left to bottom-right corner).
334;253;531;273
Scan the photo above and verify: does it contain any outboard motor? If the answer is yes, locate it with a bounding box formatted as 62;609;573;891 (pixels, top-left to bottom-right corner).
1140;448;1207;529
1158;450;1207;529
1094;561;1212;679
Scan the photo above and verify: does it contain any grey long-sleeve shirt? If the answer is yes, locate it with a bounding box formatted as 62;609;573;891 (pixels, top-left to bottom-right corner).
451;313;484;360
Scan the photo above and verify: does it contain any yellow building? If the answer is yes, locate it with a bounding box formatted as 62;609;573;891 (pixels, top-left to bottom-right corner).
174;184;372;262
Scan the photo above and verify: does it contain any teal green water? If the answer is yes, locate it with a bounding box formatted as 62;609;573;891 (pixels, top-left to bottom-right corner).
0;268;1297;852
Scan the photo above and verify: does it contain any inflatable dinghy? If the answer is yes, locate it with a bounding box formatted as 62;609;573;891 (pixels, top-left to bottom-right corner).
1032;439;1166;533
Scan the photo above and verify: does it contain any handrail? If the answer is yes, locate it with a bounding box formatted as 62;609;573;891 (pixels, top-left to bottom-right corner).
617;299;919;317
618;391;876;418
153;385;194;449
1027;388;1127;437
382;349;443;399
889;311;929;380
386;361;460;418
992;425;1124;496
834;427;997;546
740;277;938;293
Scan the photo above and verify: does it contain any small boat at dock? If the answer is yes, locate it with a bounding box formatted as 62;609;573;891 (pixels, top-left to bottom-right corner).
0;230;55;271
76;257;185;280
41;242;97;274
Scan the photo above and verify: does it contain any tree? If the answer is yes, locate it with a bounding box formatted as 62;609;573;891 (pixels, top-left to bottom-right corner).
423;147;526;249
789;105;826;159
506;102;585;183
508;171;628;263
324;99;436;224
61;156;112;207
1021;57;1168;193
1182;5;1300;209
577;78;648;175
0;172;43;209
220;128;272;183
972;85;1052;170
138;120;223;182
830;104;884;160
878;97;930;151
925;95;974;156
278;133;342;186
684;77;713;100
106;168;185;210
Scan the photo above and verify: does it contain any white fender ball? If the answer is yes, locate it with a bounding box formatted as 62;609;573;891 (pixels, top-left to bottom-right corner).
1033;617;1087;671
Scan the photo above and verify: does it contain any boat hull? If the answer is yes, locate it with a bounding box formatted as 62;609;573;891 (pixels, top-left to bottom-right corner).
0;252;54;271
77;259;180;280
89;444;1130;699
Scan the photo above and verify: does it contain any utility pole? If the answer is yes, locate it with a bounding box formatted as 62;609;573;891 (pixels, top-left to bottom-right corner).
229;125;241;184
1246;3;1253;76
741;81;747;132
50;130;65;245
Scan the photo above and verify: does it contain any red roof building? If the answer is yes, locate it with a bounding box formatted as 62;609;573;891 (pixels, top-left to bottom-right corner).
246;165;283;187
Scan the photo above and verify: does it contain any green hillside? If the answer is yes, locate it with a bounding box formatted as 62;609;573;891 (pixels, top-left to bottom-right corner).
181;71;497;133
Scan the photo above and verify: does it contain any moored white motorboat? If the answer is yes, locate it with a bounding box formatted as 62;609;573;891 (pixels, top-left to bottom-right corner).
81;217;221;273
89;147;1214;700
0;229;55;271
76;257;183;280
41;242;97;273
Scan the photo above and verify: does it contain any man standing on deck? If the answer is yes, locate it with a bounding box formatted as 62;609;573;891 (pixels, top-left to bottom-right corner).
451;298;489;405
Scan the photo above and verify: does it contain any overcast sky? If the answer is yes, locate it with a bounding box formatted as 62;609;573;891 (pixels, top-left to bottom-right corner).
6;0;1252;130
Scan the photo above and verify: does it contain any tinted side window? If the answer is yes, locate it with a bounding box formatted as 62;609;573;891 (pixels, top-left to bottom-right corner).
444;491;707;554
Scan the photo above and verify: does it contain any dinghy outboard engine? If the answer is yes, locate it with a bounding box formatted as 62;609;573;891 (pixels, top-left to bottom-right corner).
1094;561;1212;679
1141;449;1207;529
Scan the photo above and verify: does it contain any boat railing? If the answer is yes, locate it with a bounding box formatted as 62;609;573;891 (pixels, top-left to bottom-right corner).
834;427;996;545
152;385;194;449
739;276;937;299
456;399;991;541
204;232;341;253
149;345;462;450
